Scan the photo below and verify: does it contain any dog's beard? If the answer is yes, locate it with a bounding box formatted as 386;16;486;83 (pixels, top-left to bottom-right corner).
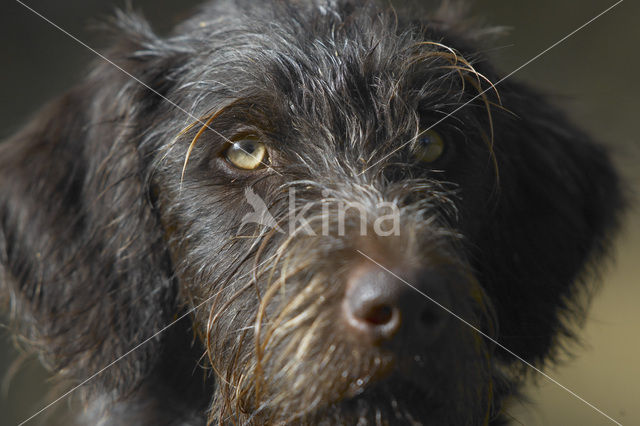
203;261;494;424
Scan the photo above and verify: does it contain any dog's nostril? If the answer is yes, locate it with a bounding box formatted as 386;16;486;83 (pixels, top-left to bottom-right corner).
344;296;401;341
362;304;394;325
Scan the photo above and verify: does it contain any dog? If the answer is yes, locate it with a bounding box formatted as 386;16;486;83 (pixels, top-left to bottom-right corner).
0;0;624;424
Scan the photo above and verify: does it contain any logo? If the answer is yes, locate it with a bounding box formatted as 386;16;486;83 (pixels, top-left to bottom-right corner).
239;187;282;233
238;187;400;237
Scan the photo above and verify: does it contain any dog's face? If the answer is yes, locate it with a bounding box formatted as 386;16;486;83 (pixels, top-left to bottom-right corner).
0;1;623;425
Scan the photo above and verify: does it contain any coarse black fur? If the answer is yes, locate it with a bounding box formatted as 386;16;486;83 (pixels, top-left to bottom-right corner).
0;0;624;424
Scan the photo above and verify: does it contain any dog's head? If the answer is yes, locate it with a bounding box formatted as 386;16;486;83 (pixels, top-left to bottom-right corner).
0;1;624;424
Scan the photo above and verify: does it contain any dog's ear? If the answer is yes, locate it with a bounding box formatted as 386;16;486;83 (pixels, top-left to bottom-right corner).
0;13;183;396
477;81;624;365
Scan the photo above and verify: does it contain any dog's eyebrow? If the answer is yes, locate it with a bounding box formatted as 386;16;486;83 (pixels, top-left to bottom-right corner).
174;99;283;182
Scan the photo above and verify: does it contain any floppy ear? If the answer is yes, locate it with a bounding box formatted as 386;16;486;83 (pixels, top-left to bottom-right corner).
476;81;625;365
0;15;181;396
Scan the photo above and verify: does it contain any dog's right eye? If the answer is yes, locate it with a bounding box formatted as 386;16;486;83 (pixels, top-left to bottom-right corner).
224;139;268;170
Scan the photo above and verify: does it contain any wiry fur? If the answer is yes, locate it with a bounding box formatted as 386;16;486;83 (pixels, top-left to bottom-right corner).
0;1;624;425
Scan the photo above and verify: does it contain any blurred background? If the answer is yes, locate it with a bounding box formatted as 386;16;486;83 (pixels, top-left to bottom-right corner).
0;1;638;425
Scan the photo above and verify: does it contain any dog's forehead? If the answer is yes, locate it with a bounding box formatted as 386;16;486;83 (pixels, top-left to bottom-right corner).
176;1;482;153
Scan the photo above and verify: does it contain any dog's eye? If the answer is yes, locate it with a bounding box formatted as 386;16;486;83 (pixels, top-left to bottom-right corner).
224;139;267;170
414;130;445;163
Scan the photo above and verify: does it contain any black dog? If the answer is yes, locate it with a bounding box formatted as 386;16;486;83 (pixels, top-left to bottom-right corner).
0;1;624;424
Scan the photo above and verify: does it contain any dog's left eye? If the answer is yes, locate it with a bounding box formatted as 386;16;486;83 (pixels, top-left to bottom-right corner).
224;139;268;170
414;130;445;163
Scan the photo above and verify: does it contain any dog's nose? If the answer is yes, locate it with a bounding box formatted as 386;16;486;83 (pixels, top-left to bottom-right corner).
342;265;450;343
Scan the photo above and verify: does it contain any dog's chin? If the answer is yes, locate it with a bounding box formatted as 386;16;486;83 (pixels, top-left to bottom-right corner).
297;378;477;426
247;349;490;425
